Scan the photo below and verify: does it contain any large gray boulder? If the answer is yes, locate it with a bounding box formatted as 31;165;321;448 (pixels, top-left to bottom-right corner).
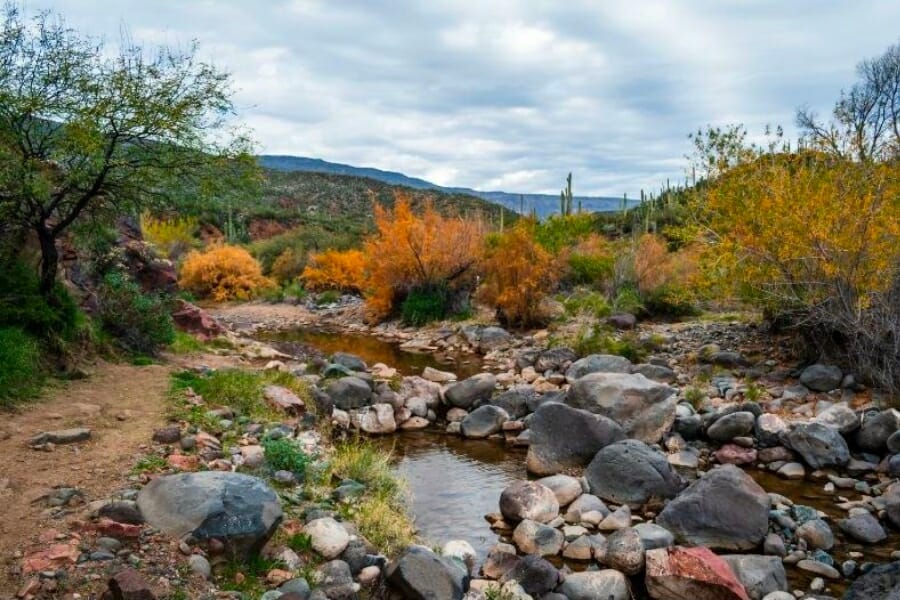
781;422;850;469
656;465;769;551
331;352;367;372
855;409;900;453
707;411;756;442
460;405;509;439
585;440;682;508
566;372;676;442
137;472;282;558
386;545;469;600
326;376;372;410
722;555;788;600
799;364;842;392
843;561;900;600
565;354;632;382
489;386;537;419
525;402;625;475
444;373;496;409
500;554;560;597
557;570;630;600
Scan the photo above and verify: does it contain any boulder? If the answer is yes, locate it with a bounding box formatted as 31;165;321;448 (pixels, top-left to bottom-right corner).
585;439;682;508
799;364;842;392
566;372;676;442
489;386;537;419
645;546;750;600
557;570;630;600
755;414;789;447
263;385;306;414
500;555;559;596
534;347;578;373
814;404;859;434
326;377;372;410
386;546;469;600
721;555;787;600
499;481;559;523
707;411;756;442
460;405;509;439
607;313;637;330
843;561;900;600
781;422;849;469
855;409;900;453
634;523;675;550
838;511;887;544
304;518;349;559
535;475;583;507
656;465;769;551
481;543;519;580
606;527;645;575
171;300;224;340
331;352;366;372
137;472;282;558
512;519;564;556
444;373;496;409
565;354;632;382
350;403;397;434
525;402;625;475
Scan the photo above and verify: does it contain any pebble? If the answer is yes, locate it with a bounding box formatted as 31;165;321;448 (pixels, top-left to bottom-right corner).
797;559;840;580
188;554;211;579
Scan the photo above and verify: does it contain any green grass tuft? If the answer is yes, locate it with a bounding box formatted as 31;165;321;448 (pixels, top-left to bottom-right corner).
0;327;44;408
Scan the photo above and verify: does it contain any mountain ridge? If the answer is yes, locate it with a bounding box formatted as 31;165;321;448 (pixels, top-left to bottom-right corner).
257;154;638;217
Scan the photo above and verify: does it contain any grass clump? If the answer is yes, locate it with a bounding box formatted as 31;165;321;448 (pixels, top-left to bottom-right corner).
168;368;312;424
263;438;311;477
572;326;648;363
562;291;611;319
0;326;44;408
329;438;413;557
131;454;168;474
683;386;706;410
169;330;205;354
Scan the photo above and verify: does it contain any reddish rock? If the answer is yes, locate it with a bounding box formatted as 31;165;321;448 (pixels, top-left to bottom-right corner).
96;518;143;539
263;385;306;414
645;546;750;600
166;454;200;471
714;444;758;465
266;568;293;585
21;542;80;573
101;568;156;600
171;299;225;340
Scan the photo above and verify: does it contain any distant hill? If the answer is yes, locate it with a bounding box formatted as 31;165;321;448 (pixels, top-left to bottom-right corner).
258;155;639;218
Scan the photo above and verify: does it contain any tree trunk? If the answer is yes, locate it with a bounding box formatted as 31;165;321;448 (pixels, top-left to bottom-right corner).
36;225;59;297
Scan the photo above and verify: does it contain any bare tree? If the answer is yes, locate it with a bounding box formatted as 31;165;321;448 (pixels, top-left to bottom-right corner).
798;41;900;161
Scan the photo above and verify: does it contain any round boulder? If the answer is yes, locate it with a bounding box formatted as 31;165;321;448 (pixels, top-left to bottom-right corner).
444;373;496;409
707;411;756;442
799;364;843;392
137;472;282;558
585;439;682;508
499;481;559;524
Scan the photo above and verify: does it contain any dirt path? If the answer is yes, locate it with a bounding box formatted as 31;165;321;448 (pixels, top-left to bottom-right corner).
0;361;172;594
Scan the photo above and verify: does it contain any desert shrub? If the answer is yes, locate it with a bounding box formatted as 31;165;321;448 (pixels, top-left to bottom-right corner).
363;194;484;321
572;325;648;362
301;249;367;293
612;285;644;315
97;271;175;354
140;213;198;259
565;233;615;287
270;247;306;284
179;245;274;301
401;284;451;326
692;153;900;390
534;213;596;253
478;224;559;328
0;260;80;341
562;291;611;319
0;327;44;407
263;438;310;477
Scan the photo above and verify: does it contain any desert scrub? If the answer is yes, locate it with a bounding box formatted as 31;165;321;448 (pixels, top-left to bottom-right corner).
0;326;44;407
330;438;413;556
131;454;168;474
562;290;611;319
263;438;311;477
572;326;648;363
168;368;313;425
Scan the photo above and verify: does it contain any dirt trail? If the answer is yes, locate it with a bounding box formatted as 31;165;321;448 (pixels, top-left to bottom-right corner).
0;361;172;594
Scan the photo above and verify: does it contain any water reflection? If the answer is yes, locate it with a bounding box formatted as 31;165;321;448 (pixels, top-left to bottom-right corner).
258;328;484;378
376;432;526;559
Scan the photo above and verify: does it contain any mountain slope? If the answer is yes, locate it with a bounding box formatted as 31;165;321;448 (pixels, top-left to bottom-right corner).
257;155;639;218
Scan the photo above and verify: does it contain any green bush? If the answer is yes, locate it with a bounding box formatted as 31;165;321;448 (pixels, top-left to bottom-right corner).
97;271;175;354
573;326;648;363
0;260;80;340
0;327;44;407
263;438;310;477
563;291;611;319
568;253;614;286
401;285;450;325
642;285;699;318
612;286;644;315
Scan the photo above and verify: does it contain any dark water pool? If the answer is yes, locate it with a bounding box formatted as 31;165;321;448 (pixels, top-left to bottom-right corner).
258;328;485;379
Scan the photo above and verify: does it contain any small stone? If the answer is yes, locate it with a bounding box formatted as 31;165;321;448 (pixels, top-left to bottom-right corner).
797;559;840;580
188;554;211;579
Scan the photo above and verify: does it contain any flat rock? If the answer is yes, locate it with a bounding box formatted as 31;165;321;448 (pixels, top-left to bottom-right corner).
30;428;91;445
557;569;630;600
565;354;632;382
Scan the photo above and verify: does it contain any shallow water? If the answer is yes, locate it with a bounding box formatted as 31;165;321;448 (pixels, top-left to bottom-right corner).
258;327;485;379
375;432;525;560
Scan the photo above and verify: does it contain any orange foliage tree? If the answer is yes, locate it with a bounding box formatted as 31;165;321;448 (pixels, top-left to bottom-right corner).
301;249;367;293
179;245;274;301
363;194;484;320
478;222;560;327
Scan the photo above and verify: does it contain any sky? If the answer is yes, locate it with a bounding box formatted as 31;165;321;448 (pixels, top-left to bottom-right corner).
36;1;900;197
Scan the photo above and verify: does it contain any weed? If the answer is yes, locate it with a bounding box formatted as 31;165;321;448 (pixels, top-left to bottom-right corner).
131;454;168;475
315;290;341;306
263;438;311;477
572;326;648;363
286;532;313;553
218;554;283;594
683;386;706;410
562;291;611;319
169;330;205;354
743;381;763;403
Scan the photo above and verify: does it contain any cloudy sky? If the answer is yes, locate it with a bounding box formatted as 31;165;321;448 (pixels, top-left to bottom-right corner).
39;1;900;196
